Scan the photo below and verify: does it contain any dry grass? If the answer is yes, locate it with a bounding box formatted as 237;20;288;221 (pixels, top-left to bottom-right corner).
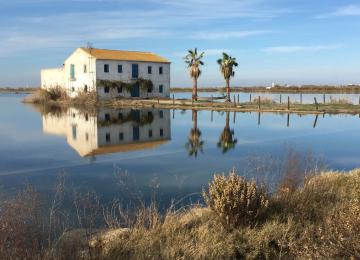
1;168;359;259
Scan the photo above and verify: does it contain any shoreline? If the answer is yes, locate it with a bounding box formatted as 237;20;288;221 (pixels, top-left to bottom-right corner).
171;85;360;93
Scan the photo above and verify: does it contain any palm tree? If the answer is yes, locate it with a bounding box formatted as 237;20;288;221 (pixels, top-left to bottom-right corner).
184;48;204;101
185;110;204;157
217;112;237;153
217;53;238;102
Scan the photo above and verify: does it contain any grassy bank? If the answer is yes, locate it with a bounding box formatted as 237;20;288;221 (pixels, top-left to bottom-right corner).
171;85;360;93
0;168;359;259
23;88;360;114
23;87;100;113
0;87;38;93
107;98;360;115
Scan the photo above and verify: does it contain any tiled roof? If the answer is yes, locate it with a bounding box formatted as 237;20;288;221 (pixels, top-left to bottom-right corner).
83;140;169;157
81;47;170;63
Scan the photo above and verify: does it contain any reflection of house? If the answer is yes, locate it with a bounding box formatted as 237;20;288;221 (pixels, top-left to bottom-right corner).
42;108;171;157
41;47;170;99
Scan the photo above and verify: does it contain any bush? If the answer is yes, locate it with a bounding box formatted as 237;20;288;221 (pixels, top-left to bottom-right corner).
203;170;269;229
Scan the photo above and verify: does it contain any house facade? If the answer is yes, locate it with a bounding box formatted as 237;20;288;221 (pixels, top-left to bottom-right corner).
42;107;171;157
41;47;171;98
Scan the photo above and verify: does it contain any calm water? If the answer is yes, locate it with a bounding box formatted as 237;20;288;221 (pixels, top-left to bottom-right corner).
174;92;360;104
1;94;360;208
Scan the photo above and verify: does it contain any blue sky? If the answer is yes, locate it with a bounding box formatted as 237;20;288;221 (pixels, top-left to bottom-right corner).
0;0;360;87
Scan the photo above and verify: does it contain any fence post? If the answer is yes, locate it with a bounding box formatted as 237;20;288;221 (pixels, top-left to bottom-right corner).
280;94;282;104
233;95;236;106
250;94;252;102
300;93;302;104
258;96;261;110
237;94;239;104
314;97;318;110
323;94;326;104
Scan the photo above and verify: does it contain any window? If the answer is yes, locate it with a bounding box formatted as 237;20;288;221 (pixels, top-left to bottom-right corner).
72;124;77;140
105;113;111;121
84;85;88;93
106;133;111;142
104;86;110;93
159;110;163;118
83;64;87;73
132;64;139;78
148;129;153;138
159;85;163;93
85;114;88;121
117;87;122;93
148;66;152;74
119;132;124;141
160;128;164;137
118;65;123;73
159;66;163;74
104;64;109;73
148;111;153;117
70;64;75;79
148;86;152;93
118;113;123;120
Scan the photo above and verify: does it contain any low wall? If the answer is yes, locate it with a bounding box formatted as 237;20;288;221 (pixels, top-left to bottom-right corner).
41;67;65;90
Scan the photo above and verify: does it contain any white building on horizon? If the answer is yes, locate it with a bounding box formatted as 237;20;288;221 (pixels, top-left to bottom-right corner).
41;47;171;99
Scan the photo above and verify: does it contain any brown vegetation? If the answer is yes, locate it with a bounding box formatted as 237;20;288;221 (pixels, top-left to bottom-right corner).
0;165;359;259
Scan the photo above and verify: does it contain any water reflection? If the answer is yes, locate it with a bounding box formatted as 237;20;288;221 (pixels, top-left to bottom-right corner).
185;110;204;157
42;107;171;157
217;111;237;153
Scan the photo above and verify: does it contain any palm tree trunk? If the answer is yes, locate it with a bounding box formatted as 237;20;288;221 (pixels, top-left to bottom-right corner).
225;111;230;129
192;78;198;101
225;79;230;102
193;110;198;130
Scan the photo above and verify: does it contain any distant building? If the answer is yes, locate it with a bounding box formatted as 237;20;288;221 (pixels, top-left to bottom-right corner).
41;47;171;99
42;108;171;157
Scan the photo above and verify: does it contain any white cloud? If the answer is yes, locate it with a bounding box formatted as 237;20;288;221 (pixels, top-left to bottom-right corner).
262;44;343;54
191;30;272;40
316;5;360;18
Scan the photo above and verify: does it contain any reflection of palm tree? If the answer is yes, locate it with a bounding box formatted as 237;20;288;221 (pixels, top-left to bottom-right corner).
185;110;204;157
217;112;237;153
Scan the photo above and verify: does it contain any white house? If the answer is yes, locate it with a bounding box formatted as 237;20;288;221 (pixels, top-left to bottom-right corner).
42;107;171;157
41;47;171;99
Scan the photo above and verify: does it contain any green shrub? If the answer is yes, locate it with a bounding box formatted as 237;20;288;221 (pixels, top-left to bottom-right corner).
203;170;269;229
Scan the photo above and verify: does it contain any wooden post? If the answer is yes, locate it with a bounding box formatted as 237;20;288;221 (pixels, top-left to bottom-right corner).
280;94;282;104
233;95;236;106
237;94;239;104
233;111;236;123
314;97;318;110
250;94;252;102
313;115;319;128
258;96;261;110
300;93;302;104
287;96;290;110
323;94;326;104
173;94;175;105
